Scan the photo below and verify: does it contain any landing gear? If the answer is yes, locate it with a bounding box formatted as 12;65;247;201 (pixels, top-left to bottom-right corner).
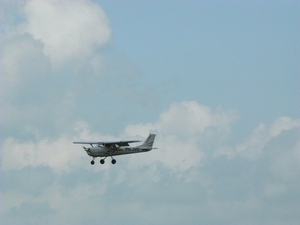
91;157;116;165
99;158;116;164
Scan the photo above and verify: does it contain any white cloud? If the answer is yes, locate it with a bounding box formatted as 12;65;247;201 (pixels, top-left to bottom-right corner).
236;117;300;160
1;33;58;137
125;101;238;172
125;123;158;137
2;136;81;173
1;0;299;223
1;0;112;141
1;101;300;224
1;121;117;173
20;0;111;67
1;101;236;174
158;101;237;136
156;102;238;172
270;116;300;137
2;101;299;184
1;33;50;95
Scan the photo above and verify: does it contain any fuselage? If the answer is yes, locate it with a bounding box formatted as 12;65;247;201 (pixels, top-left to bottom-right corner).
86;146;152;157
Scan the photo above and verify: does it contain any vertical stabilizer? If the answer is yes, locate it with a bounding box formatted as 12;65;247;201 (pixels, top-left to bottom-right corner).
139;134;156;149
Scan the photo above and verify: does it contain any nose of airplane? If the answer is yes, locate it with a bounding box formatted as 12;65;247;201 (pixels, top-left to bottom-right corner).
83;146;90;152
83;147;92;156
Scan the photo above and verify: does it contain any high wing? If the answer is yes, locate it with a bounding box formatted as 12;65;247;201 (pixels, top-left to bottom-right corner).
73;140;141;147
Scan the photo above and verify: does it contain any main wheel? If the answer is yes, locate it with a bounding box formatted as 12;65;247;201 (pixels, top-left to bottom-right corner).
111;159;116;164
100;159;105;164
91;160;95;165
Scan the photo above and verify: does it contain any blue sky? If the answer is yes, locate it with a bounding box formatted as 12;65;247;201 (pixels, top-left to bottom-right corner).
1;0;300;225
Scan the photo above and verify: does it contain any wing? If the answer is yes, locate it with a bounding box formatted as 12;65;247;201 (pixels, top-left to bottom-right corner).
104;140;141;147
73;140;141;146
73;141;99;144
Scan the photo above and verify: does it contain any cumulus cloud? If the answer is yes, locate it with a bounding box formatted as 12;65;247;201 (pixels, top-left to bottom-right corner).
1;0;112;141
124;101;238;172
20;0;111;67
236;116;300;160
158;101;237;136
1;1;299;224
1;100;300;224
5;101;299;178
1;33;50;95
1;121;116;173
1;101;237;173
2;136;81;173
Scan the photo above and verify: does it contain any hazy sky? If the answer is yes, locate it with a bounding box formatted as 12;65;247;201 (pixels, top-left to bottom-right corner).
1;0;300;224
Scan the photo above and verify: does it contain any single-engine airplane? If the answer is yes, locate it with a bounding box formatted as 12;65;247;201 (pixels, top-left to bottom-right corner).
73;133;156;165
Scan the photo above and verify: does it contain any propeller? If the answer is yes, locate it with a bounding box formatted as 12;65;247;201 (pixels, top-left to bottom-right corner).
83;146;90;152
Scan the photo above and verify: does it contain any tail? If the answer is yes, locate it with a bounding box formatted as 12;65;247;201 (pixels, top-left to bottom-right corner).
138;134;156;150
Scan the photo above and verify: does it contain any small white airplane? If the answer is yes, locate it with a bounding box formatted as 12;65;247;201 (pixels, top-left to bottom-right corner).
73;133;156;165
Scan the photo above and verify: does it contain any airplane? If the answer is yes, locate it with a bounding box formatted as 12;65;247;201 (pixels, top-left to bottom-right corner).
73;133;156;165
